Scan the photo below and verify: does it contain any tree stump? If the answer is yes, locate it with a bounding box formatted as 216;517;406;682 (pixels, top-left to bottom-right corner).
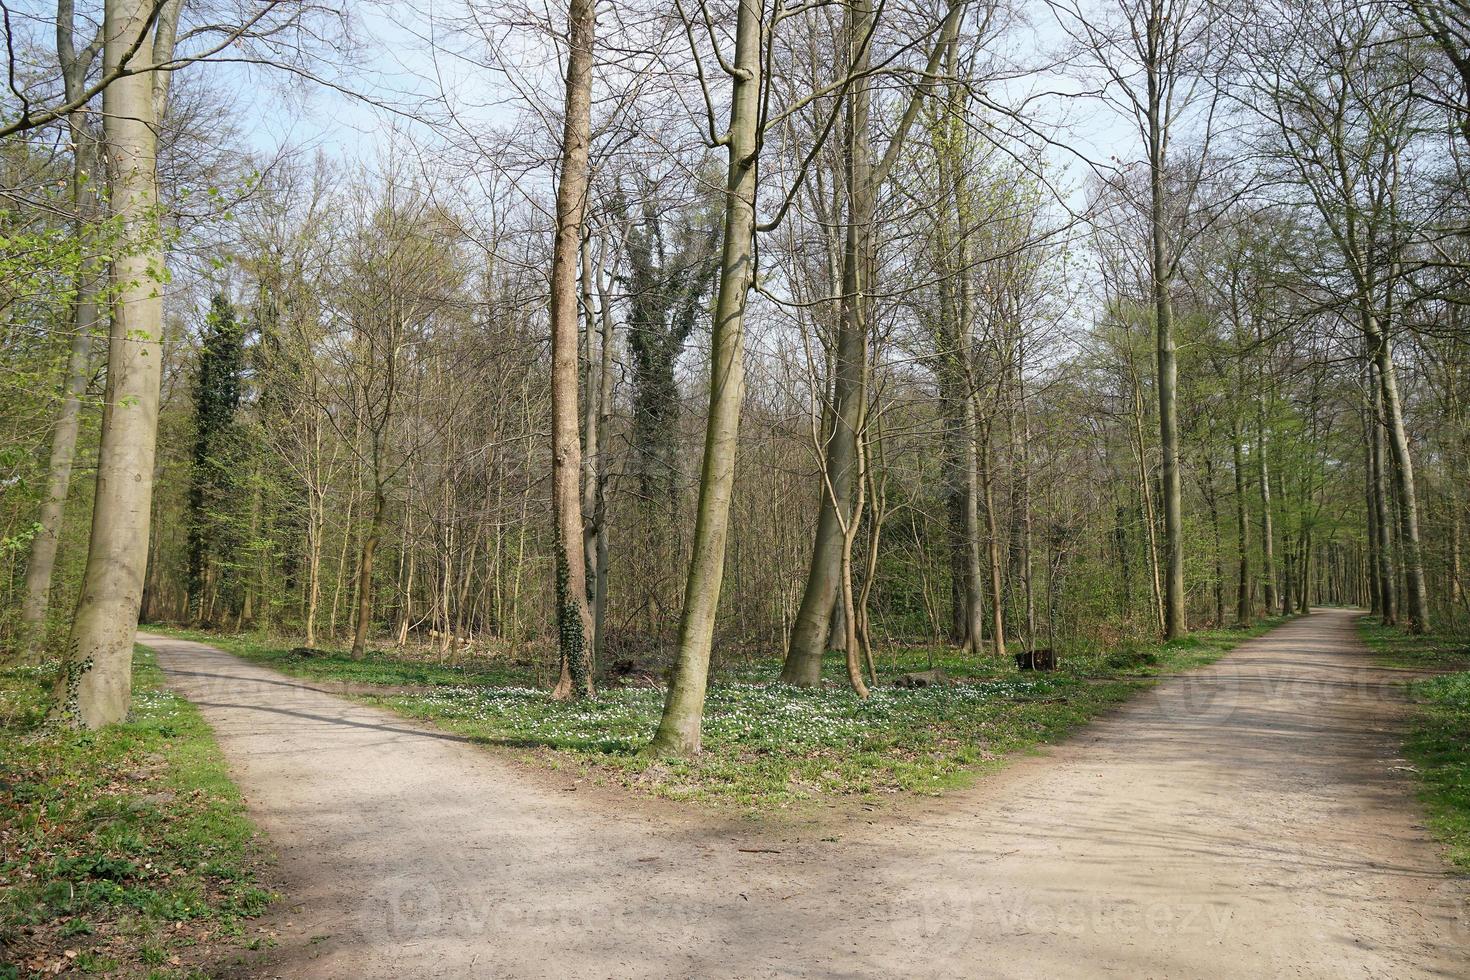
1015;650;1058;671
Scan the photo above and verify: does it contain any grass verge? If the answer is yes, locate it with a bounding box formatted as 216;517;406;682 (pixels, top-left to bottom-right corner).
144;618;1288;811
1358;618;1470;870
1;647;272;978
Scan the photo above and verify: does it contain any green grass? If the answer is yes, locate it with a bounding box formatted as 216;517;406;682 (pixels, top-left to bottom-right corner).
145;627;536;689
1;647;273;978
1358;618;1470;869
146;618;1288;812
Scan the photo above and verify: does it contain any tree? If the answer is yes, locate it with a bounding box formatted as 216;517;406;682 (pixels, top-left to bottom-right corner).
782;0;967;684
185;294;247;623
319;182;465;660
17;0;109;659
646;0;765;755
615;182;719;512
547;0;597;699
1052;0;1226;639
1404;0;1470;150
605;180;719;643
52;0;177;727
1247;0;1433;631
581;231;617;660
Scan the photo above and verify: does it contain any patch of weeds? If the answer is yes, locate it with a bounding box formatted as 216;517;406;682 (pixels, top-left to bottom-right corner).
0;646;274;976
144;625;538;689
1103;649;1160;670
1358;618;1470;869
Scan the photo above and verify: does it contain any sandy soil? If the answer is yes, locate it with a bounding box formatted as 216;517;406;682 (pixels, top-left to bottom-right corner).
140;608;1469;978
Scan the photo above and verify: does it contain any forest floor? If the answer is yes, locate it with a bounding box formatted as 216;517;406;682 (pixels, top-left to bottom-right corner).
0;648;273;979
138;608;1468;978
1358;620;1470;869
144;619;1289;808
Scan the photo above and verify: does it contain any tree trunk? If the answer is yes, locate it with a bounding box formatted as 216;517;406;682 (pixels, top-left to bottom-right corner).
593;270;614;655
329;474;356;641
1203;452;1224;627
20;131;102;659
52;0;165;728
439;484;454;652
580;239;608;661
960;388;986;654
782;22;873;683
305;485;322;648
1149;92;1186;640
549;0;597;699
1016;361;1037;646
1298;528;1311;614
241;469;262;627
1131;379;1165;635
1449;362;1465;621
350;487;386;659
1231;418;1251;624
647;0;761;755
857;426;886;679
781;0;961;681
1281;524;1295;617
1368;319;1430;632
20;0;113;661
1452;484;1464;617
840;414;871;698
978;418;1005;657
1369;365;1398;626
1363;409;1382;616
1257;390;1278;615
395;494;416;647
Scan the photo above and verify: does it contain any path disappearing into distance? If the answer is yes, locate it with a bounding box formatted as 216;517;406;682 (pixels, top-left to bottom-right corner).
141;608;1468;979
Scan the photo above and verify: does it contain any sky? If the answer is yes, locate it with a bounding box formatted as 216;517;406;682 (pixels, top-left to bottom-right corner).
220;0;1141;205
193;0;1147;372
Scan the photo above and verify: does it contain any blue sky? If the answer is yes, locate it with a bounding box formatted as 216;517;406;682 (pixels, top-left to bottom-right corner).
224;0;1139;202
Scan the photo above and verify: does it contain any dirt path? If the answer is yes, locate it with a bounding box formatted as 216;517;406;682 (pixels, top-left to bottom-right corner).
141;608;1468;979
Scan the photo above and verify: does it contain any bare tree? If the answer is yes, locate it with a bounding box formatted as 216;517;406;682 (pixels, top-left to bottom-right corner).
1245;0;1432;630
1052;0;1227;639
782;0;967;684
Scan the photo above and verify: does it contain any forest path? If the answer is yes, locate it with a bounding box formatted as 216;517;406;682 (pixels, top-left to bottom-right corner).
141;608;1467;979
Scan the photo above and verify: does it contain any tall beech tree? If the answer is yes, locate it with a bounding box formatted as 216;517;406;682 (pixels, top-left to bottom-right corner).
548;0;597;699
1053;0;1225;639
1247;0;1433;631
53;0;179;727
647;0;765;754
